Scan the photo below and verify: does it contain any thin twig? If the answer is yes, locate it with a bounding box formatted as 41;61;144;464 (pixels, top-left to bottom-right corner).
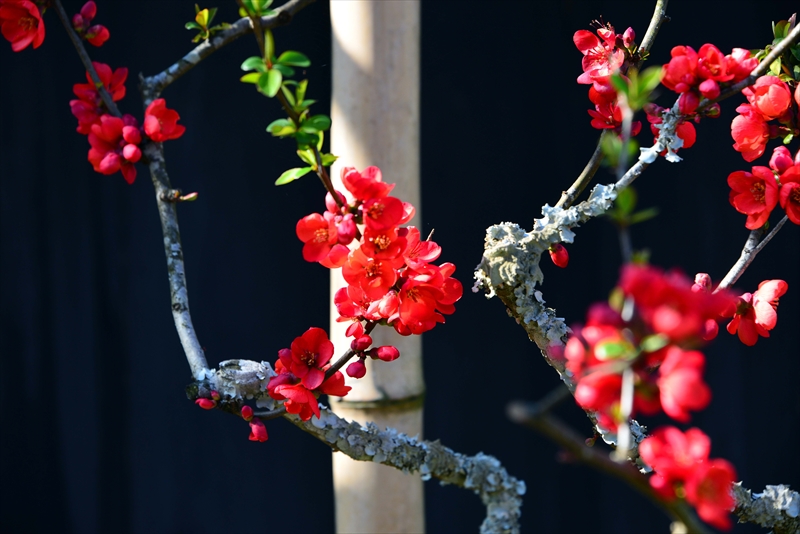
555;134;606;209
53;0;121;117
141;0;316;102
637;0;669;59
716;216;789;291
507;404;712;534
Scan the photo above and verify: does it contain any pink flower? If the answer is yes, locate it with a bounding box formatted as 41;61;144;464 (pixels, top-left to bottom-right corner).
727;166;779;229
143;98;186;142
743;75;792;121
726;280;788;346
574;26;625;92
0;0;45;52
248;418;268;442
731;104;770;162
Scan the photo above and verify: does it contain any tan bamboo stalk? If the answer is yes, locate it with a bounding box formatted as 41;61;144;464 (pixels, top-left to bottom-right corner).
329;1;424;532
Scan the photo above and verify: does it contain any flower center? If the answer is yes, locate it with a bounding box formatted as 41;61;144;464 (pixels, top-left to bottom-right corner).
406;287;420;302
313;228;329;243
299;350;316;368
749;182;765;203
373;234;391;250
366;202;384;220
365;261;381;278
19;15;36;31
791;187;800;204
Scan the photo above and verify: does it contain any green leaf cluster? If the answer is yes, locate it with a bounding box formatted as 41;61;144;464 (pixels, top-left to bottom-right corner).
610;66;662;111
756;15;800;82
238;0;275;17
185;5;230;42
605;186;659;227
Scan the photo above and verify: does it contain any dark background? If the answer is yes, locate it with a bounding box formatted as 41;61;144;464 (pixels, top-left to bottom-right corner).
1;1;798;533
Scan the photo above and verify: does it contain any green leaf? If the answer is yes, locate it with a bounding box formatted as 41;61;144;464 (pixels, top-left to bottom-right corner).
615;187;637;216
238;6;248;17
296;79;308;102
185;21;201;30
266;118;296;137
240;56;266;72
300;114;331;133
792;45;800;62
272;64;295;77
320;153;338;166
258;69;282;97
207;7;218;24
281;85;296;107
296;149;316;166
611;72;629;96
774;20;790;39
769;58;782;76
195;8;209;27
316;130;324;151
265;29;275;62
277;50;311;67
637;66;662;94
294;131;319;148
275;167;312;185
640;334;669;353
297;99;316;110
595;340;632;361
629;207;659;225
239;72;261;84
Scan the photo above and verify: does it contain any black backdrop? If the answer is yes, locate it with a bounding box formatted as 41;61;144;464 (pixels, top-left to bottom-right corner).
1;1;798;533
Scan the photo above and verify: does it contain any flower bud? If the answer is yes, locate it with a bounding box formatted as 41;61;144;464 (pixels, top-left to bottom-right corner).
80;1;97;21
210;390;221;401
195;398;217;410
336;213;357;245
372;345;400;362
692;273;712;293
346;360;367;378
248;418;268;442
72;14;85;30
350;335;372;351
86;25;110;47
241;405;254;421
548;243;569;268
678;91;699;115
325;190;347;213
698;79;719;100
769;146;793;174
122;144;141;163
345;321;364;338
701;318;719;341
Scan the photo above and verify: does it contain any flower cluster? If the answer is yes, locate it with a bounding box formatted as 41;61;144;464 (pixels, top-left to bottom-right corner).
731;77;799;161
565;265;743;528
566;265;734;431
0;0;45;52
728;145;800;228
69;63;186;184
639;427;737;530
267;327;351;422
71;1;108;47
297;166;463;346
573;23;641;135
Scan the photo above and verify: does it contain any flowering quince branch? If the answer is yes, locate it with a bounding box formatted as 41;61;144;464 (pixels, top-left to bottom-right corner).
140;0;316;103
716;215;789;291
53;0;120;118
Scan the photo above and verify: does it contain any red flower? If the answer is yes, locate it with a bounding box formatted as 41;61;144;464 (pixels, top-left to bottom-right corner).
71;63;128;134
731;104;770;162
195;398;217;410
143;98;186;142
779;166;800;224
727;166;779;229
661;46;698;93
656;346;710;422
573;26;626;92
696;44;735;83
248;418;268;442
87;114;142;184
285;327;335;390
684;459;737;531
400;227;441;270
726;280;788;346
548;243;569;268
361;196;404;232
296;212;348;266
0;0;44;52
72;2;109;47
318;370;351;397
361;226;406;260
85;24;109;47
743;75;792;121
639;426;711;495
341;166;393;201
342;248;398;301
240;405;254;421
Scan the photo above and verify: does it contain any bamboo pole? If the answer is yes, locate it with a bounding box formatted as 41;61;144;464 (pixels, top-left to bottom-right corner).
329;1;424;532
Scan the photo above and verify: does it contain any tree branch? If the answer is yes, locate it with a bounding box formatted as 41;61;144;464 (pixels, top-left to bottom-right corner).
140;0;317;103
637;0;669;58
716;216;789;291
143;141;209;380
53;0;121;117
732;483;800;534
507;402;711;534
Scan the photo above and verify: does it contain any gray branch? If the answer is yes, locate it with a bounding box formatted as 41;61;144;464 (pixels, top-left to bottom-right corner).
140;0;316;103
199;359;525;534
733;484;800;534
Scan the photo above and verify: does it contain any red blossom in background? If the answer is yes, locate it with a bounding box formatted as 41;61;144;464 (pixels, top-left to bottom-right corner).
248;418;268;442
656;346;710;422
72;1;109;47
87;114;142;184
70;62;128;134
143;98;186;142
725;279;788;346
0;0;45;52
